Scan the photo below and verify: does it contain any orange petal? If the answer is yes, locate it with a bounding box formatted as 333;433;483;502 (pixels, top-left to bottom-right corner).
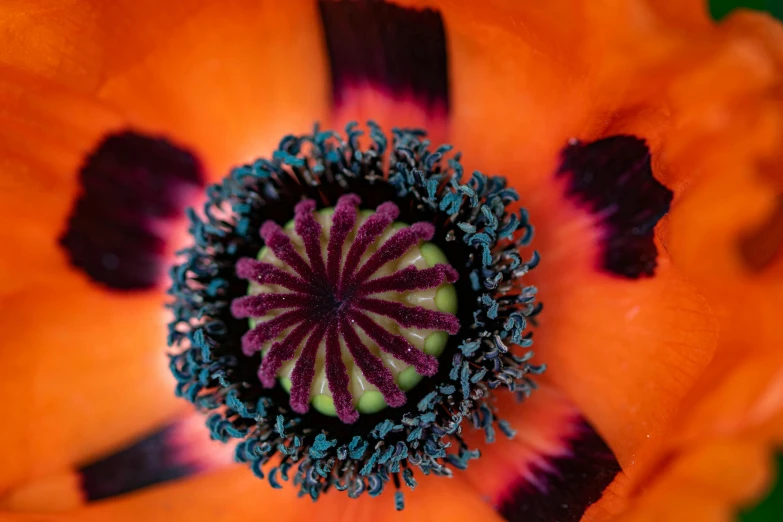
515;174;718;471
0;464;503;522
1;414;235;512
94;1;330;180
0;1;212;94
0;66;126;292
584;348;783;521
459;385;581;504
589;402;783;522
2;1;331;185
0;278;184;492
460;384;620;521
587;440;773;522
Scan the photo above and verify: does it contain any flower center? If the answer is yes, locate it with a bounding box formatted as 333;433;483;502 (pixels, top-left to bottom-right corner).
232;194;459;423
168;123;543;508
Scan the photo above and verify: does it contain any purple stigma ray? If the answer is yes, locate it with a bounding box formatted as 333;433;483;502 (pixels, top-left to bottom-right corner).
235;258;314;294
349;311;439;376
355;298;460;333
259;221;313;280
349;222;436;288
358;264;458;295
294;199;328;279
325;324;358;423
340;317;407;408
233;194;458;423
289;322;330;414
258;321;317;387
241;308;312;356
231;293;312;319
327;194;361;286
339;201;399;296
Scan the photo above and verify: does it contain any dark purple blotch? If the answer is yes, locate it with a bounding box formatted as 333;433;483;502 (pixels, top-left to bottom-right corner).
498;419;621;522
79;422;202;501
60;131;204;290
557;135;673;278
318;0;450;113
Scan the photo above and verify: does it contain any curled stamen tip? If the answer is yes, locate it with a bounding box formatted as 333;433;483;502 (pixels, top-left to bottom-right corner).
411;222;435;240
376;201;400;219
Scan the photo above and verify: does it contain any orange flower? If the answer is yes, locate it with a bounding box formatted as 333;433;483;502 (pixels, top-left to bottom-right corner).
1;1;782;522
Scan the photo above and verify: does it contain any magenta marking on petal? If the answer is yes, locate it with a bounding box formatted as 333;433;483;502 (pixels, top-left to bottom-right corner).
231;293;312;319
350;222;436;286
324;323;359;423
259;221;314;281
327;194;361;286
358;264;458;295
340;317;406;408
241;308;311;356
339;200;399;295
356;297;460;334
259;320;317;387
235;258;314;294
294;199;328;279
349;311;439;376
289;322;330;414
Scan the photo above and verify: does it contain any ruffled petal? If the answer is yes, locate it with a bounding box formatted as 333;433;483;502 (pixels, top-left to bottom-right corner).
94;1;331;179
0;66;125;292
507;157;718;470
0;278;185;491
586;440;774;522
0;1;204;92
584;363;783;522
